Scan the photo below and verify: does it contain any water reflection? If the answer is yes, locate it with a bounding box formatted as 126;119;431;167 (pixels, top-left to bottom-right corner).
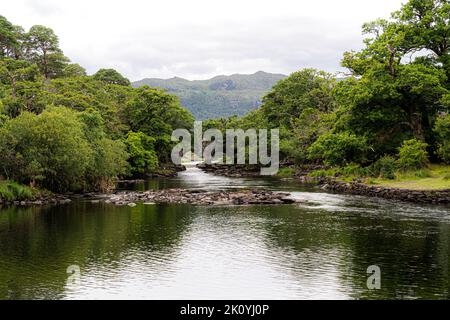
0;166;449;299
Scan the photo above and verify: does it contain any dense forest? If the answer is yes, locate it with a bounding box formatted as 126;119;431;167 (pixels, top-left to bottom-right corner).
206;0;450;183
0;16;193;197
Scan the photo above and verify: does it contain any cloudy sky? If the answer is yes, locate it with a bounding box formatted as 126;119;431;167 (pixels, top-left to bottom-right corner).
3;0;405;81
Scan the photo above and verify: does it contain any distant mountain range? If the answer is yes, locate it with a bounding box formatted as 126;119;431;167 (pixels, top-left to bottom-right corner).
132;71;286;119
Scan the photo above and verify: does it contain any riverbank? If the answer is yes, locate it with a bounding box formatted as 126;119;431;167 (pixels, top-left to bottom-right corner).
0;180;71;207
197;163;450;204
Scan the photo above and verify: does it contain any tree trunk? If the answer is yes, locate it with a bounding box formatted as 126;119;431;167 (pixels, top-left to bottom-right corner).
409;111;425;141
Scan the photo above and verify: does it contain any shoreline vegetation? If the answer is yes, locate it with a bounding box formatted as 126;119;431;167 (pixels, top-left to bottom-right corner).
1;0;450;207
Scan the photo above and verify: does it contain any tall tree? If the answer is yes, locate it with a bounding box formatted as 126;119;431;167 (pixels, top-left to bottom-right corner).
337;0;449;151
25;25;68;79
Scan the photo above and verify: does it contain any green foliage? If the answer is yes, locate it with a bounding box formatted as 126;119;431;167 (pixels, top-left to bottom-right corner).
397;139;429;171
0;180;34;201
277;167;296;177
369;156;397;179
78;109;129;190
123;131;158;176
93;68;130;86
307;132;368;166
434;114;450;163
0;15;196;191
125;86;193;163
25;25;70;79
0;107;128;192
261;69;336;128
0;107;92;191
62;63;86;77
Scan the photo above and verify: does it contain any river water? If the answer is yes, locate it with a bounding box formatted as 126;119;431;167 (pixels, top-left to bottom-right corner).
0;165;449;299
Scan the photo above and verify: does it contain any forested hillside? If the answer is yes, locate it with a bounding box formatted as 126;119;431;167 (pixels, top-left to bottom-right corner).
133;71;286;119
0;16;193;197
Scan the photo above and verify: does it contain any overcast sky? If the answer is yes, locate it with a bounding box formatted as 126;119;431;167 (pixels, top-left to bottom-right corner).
2;0;405;81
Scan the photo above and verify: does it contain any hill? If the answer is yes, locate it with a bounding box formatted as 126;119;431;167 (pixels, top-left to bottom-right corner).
132;71;286;119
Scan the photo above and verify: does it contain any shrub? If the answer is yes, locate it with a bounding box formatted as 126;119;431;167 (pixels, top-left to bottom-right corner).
307;132;368;166
414;169;432;178
277;167;296;177
340;164;368;177
308;168;339;178
434;114;450;164
0;181;34;201
396;139;429;171
369;155;397;179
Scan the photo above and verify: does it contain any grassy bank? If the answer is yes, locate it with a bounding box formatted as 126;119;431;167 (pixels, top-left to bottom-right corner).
305;164;450;191
0;181;36;202
369;165;450;190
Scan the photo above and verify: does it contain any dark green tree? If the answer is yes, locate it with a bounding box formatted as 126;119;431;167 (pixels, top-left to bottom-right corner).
93;68;130;86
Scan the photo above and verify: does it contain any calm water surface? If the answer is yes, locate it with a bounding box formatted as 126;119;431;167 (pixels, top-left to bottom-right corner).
0;165;449;299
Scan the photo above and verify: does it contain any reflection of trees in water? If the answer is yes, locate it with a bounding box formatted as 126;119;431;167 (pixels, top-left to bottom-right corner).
251;205;449;299
343;218;449;299
0;202;194;299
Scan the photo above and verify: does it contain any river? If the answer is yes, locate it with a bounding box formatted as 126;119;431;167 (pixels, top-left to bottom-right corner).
0;164;449;299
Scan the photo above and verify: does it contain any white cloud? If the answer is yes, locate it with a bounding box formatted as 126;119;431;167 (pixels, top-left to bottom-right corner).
1;0;406;80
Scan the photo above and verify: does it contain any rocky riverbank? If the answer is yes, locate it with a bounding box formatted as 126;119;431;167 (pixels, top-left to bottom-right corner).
101;189;297;206
196;163;262;177
0;194;72;207
197;163;450;204
320;180;450;204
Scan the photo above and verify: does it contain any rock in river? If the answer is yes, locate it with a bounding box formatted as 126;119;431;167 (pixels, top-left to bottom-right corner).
103;189;298;206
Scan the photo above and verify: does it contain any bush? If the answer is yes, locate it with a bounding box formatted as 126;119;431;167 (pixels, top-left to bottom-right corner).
0;181;34;201
369;155;397;179
307;132;368;166
396;139;429;171
308;168;339;178
434;114;450;164
340;164;368;177
414;169;432;178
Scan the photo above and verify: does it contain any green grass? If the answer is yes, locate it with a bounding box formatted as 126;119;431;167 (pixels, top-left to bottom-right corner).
370;165;450;190
308;164;450;190
0;181;35;201
277;167;296;177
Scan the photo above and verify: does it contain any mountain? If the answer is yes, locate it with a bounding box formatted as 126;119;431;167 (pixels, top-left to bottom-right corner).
132;71;286;119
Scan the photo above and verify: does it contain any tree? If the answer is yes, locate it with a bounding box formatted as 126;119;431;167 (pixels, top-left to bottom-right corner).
393;0;450;78
0;16;23;59
123;131;158;176
307;132;369;166
0;107;92;191
335;0;449;157
93;68;130;86
0;58;44;117
125;86;194;162
62;63;86;77
78;109;128;190
261;69;336;128
25;25;69;79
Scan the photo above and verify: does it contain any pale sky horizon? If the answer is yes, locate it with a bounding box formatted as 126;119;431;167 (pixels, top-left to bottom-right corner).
2;0;406;81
